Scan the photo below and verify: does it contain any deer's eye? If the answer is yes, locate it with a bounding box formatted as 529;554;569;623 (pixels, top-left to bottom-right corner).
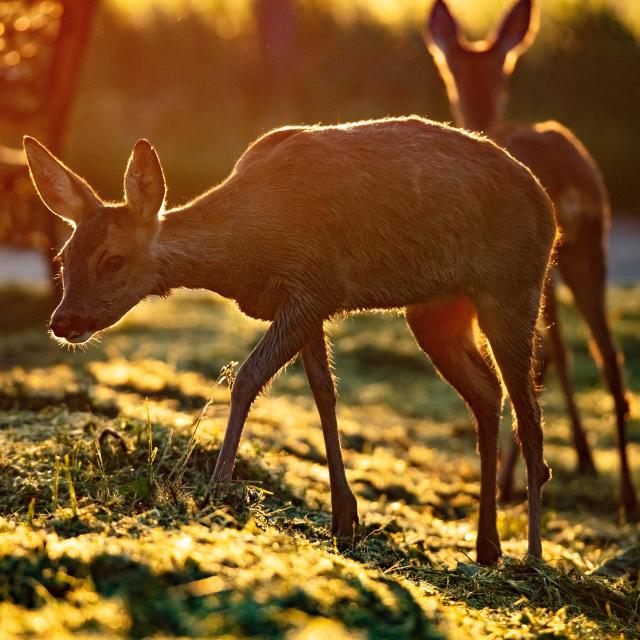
103;255;125;273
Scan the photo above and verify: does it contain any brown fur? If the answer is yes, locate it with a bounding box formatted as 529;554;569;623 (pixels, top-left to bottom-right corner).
24;116;556;563
425;0;637;517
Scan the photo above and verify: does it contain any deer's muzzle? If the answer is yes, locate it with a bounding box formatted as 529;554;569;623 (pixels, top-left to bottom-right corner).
49;313;96;344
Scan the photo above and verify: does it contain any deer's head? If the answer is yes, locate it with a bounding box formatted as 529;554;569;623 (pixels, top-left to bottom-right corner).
24;137;167;344
424;0;538;133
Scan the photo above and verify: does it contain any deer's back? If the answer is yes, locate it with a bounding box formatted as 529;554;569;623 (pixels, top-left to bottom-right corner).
494;121;609;244
211;117;555;317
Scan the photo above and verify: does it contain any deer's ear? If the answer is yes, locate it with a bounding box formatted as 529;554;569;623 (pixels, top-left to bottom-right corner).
424;0;460;57
124;139;166;224
493;0;538;58
23;136;100;225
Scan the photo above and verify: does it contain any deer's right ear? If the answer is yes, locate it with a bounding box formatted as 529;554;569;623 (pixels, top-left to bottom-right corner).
424;0;460;57
124;139;166;224
23;136;100;226
493;0;538;58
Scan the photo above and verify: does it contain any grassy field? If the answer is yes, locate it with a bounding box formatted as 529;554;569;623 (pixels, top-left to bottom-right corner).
0;284;638;638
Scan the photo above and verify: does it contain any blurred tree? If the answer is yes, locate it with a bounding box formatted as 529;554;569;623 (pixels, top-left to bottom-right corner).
0;0;98;291
66;1;640;216
253;0;297;108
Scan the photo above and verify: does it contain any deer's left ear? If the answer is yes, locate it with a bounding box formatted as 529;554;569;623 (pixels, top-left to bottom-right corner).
424;0;461;57
23;136;101;225
493;0;538;58
124;139;166;223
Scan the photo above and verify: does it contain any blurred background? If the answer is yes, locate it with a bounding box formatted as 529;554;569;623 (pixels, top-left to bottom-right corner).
0;7;639;635
0;0;639;286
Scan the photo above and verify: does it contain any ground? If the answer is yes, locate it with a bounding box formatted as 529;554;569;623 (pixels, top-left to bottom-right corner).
0;284;638;639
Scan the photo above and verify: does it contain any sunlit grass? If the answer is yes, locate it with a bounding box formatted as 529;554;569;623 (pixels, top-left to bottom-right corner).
0;284;638;637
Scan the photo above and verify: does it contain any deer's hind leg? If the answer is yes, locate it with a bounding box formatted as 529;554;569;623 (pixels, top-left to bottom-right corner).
302;323;359;537
541;277;596;474
499;275;596;503
477;291;551;560
407;296;504;565
559;249;638;518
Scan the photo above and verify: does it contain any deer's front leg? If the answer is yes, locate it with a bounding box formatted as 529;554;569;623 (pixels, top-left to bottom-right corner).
211;299;319;486
302;324;358;537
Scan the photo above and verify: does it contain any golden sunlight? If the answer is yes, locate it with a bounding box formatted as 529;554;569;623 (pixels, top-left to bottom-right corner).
106;0;640;37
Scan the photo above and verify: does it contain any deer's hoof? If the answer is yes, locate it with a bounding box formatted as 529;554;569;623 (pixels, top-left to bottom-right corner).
476;539;502;566
526;544;543;562
331;515;359;539
331;496;359;539
209;474;233;500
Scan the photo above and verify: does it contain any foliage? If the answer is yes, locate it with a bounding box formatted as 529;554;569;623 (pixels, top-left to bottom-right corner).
55;0;640;217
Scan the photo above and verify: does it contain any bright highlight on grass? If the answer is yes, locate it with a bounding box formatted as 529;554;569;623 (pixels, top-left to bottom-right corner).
0;287;638;636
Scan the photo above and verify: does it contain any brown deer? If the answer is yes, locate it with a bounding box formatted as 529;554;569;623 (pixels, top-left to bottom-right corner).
424;0;637;517
24;116;556;564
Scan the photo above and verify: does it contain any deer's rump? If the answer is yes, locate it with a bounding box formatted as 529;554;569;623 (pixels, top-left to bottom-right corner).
494;121;608;244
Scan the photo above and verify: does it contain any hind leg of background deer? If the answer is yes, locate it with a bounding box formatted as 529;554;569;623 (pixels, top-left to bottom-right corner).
407;299;503;565
561;263;638;517
544;277;596;473
211;300;319;487
302;324;358;537
479;297;550;560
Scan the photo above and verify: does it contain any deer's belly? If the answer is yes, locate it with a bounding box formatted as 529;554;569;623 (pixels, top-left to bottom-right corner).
233;276;287;321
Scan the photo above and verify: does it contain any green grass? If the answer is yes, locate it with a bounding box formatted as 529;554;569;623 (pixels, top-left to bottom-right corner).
0;285;638;638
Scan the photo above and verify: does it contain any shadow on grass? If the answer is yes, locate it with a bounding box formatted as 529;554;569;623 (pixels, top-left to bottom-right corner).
0;546;439;639
258;508;640;638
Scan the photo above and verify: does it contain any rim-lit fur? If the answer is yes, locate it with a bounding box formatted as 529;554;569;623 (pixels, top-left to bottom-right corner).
25;116;557;563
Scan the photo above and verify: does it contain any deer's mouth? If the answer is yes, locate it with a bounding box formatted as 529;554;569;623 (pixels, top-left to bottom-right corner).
49;325;97;345
64;330;96;344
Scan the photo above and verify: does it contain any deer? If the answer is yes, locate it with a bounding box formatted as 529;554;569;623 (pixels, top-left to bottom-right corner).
424;0;637;518
24;115;556;564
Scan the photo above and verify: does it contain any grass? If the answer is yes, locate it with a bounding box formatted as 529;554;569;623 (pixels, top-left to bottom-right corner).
0;284;638;638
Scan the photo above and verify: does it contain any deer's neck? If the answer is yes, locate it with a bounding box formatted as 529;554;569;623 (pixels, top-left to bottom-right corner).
152;197;235;298
456;106;501;138
452;85;506;137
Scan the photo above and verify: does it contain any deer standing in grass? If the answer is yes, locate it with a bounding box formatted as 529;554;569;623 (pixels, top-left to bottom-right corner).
424;0;637;517
24;116;556;564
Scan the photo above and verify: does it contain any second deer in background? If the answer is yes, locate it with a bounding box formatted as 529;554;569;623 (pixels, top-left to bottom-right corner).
424;0;637;517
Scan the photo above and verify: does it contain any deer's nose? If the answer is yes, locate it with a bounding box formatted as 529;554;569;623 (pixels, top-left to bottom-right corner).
49;313;93;340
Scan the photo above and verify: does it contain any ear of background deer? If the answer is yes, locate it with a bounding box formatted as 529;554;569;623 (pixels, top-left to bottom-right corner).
425;0;460;56
124;139;166;223
23;136;100;226
492;0;538;60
